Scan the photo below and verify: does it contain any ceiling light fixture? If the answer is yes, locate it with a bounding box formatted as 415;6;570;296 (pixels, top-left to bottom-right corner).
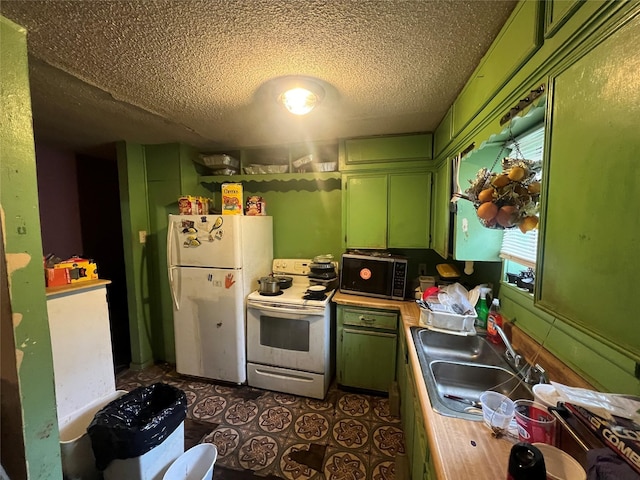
278;80;325;116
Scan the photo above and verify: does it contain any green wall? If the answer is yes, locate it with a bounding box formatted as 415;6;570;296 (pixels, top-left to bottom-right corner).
117;142;154;369
1;16;62;479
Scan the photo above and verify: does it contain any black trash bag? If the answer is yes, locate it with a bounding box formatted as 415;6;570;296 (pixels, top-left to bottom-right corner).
88;382;187;471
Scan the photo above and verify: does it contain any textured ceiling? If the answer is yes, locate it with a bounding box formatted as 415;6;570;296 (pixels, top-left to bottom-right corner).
1;0;517;152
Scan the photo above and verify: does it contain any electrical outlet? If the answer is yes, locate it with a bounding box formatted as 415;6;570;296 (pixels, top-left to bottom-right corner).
139;230;147;244
419;263;427;276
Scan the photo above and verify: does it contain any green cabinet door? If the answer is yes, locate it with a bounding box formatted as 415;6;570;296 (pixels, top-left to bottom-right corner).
344;171;431;249
431;158;452;259
402;361;416;463
412;394;430;480
342;134;433;171
340;328;397;392
344;173;388;248
537;13;640;359
389;172;432;248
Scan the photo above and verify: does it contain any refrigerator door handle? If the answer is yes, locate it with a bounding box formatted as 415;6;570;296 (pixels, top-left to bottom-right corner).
167;218;180;310
168;266;180;310
167;216;175;268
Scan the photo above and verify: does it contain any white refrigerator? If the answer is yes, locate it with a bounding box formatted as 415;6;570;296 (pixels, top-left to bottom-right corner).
167;214;273;383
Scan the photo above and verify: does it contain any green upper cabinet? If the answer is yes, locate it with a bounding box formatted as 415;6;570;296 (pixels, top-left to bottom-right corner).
344;173;388;249
452;0;543;136
537;11;640;360
344;171;432;249
433;107;453;158
430;158;452;259
340;133;433;172
388;172;432;248
544;0;584;38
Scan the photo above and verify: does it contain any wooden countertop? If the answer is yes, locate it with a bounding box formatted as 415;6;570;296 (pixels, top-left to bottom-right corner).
333;291;516;479
45;279;112;298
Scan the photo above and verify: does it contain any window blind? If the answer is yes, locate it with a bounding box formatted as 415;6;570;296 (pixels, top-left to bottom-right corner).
499;125;545;267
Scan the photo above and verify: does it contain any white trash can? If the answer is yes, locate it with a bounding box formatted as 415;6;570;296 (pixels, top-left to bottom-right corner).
163;443;218;480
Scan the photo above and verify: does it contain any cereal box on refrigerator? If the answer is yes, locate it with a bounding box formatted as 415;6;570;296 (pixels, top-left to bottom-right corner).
221;183;244;215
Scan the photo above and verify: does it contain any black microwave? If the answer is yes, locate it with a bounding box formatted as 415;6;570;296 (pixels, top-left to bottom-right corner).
339;253;408;301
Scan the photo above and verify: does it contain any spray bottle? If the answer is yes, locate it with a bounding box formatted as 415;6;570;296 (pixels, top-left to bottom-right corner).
487;298;504;344
475;287;492;330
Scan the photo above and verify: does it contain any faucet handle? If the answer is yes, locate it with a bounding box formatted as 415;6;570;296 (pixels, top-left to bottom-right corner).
525;363;548;384
506;349;523;369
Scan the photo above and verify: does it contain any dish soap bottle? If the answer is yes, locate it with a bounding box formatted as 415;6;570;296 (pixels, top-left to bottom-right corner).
487;298;504;344
475;287;491;329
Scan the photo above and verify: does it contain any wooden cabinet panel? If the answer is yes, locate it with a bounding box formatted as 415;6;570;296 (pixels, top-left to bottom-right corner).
453;1;542;135
431;159;452;259
344;172;431;249
434;107;453;157
342;307;398;331
537;14;640;359
343;134;432;171
388;172;432;248
336;305;397;393
544;0;584;38
340;328;397;392
344;173;388;248
412;393;429;480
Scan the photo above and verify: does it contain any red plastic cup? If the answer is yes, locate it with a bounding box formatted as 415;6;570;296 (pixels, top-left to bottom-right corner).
514;400;556;445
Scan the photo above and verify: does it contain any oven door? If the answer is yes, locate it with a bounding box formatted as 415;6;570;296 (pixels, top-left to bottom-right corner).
246;303;328;374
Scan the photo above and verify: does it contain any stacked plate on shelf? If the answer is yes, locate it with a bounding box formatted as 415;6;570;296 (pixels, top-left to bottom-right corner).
195;154;240;175
243;165;289;174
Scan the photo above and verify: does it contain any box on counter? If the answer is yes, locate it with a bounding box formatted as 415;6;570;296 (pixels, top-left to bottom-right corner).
54;257;99;283
221;183;243;215
46;267;70;287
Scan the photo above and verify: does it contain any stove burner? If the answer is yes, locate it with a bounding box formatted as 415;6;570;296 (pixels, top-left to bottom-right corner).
259;290;284;296
303;293;327;301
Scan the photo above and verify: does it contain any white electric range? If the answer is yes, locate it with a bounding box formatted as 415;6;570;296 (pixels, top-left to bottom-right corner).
245;259;336;399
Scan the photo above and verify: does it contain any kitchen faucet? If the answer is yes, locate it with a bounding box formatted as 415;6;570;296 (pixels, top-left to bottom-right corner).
494;324;522;369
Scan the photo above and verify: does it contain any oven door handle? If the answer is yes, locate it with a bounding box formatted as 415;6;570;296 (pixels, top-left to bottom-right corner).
247;303;324;316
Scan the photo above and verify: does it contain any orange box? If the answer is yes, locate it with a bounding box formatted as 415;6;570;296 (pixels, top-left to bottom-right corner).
46;267;70;287
54;257;99;283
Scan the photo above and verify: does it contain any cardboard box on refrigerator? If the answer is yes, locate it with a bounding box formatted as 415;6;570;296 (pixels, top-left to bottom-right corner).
221;183;244;215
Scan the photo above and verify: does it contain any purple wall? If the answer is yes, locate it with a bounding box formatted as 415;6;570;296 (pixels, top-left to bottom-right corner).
35;144;83;259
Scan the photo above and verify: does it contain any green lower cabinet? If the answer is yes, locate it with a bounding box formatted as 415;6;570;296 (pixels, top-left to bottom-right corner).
399;332;434;480
336;306;398;393
412;399;429;480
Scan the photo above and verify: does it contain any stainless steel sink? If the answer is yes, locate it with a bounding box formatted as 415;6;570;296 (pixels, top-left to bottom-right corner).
410;326;533;421
415;328;504;365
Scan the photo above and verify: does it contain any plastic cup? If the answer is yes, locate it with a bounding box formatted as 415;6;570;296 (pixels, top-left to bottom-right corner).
514;399;556;445
479;391;515;431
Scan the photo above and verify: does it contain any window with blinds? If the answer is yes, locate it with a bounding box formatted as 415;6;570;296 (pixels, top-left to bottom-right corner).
500;125;545;268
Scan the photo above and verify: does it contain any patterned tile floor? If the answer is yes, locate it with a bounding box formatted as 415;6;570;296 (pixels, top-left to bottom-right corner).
116;363;404;480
